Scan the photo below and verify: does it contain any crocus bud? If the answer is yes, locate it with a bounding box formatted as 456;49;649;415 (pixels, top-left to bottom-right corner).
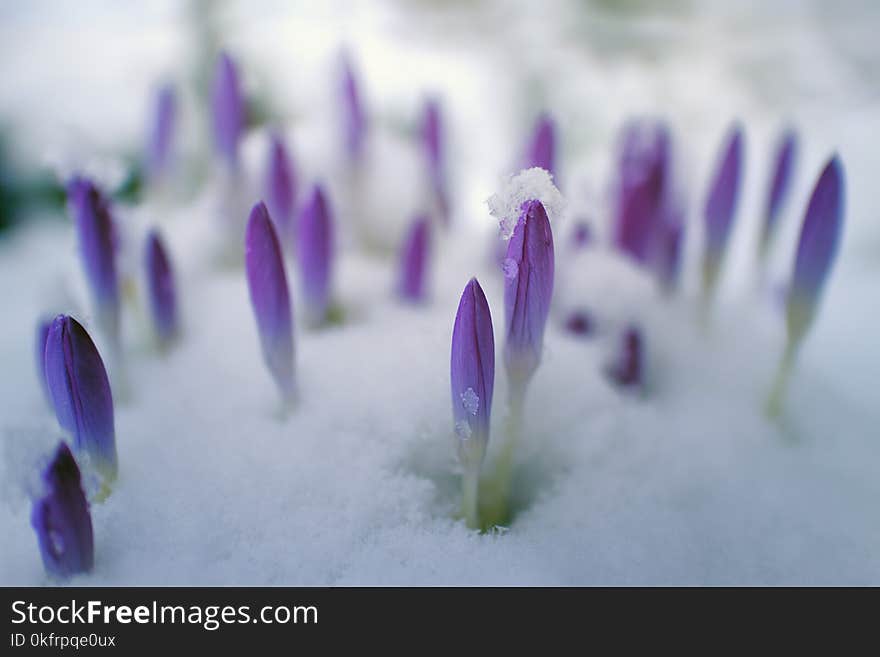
67;178;119;344
144;229;178;346
701;124;744;298
421;98;448;223
564;310;594;337
35;318;52;405
570;221;592;250
605;325;643;390
264;133;297;247
524;113;556;177
397;215;431;303
503;200;555;387
655;206;685;293
297;185;335;326
341;54;366;162
245;202;296;403
30;442;94;579
44;315;117;481
146;84;176;181
211;52;244;171
759;129;797;259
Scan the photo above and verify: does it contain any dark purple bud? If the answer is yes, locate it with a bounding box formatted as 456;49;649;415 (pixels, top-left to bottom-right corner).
570;221;592;250
564;310;594;337
144;229;178;345
786;156;845;342
297;185;335;326
503;200;555;385
654;205;685;292
760;129;798;256
30;442;94;579
605;325;643;389
146;84;176;179
264;133;297;246
44;315;117;480
398;215;431;303
524;113;556;176
245;202;296;401
421;98;449;223
211;52;244;170
450;278;495;469
702;124;743;290
35;318;52;405
341;54;366;161
67;178;119;340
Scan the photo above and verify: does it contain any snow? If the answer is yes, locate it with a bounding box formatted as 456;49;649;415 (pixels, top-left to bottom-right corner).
487;168;565;239
1;0;879;585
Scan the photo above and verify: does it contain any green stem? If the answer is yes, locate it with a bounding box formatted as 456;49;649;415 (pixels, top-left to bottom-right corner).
765;339;798;419
462;467;480;530
480;381;527;528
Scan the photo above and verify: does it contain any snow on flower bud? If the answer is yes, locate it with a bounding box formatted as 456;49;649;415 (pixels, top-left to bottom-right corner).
146;84;176;181
264;133;297;247
759;129;798;259
144;229;178;347
30;442;94;579
421;98;449;223
503;200;555;386
44;315;117;481
524;113;556;177
297;185;335;326
397;215;431;303
245;202;296;403
701;124;744;298
35;318;52;405
340;54;366;162
211;52;244;171
605;325;643;390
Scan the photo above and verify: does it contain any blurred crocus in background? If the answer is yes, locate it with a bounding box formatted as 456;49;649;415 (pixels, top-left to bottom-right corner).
211;52;244;173
421;98;448;224
145;84;176;184
297;184;335;327
264;133;298;250
340;53;367;164
523;113;556;177
144;229;179;349
397;215;431;303
758;129;798;265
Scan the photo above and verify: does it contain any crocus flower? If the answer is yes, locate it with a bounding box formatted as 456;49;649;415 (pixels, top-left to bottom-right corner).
264;133;297;247
605;325;643;390
146;84;176;181
30;442;94;579
503;199;555;390
701;124;744;299
35;318;52;405
67;178;119;344
450;277;495;528
44;315;117;481
759;129;798;259
144;229;178;346
564;310;594;337
654;205;685;293
421;98;448;223
524;113;556;177
397;215;431;302
211;52;244;171
297;185;335;326
340;54;366;162
245;202;296;403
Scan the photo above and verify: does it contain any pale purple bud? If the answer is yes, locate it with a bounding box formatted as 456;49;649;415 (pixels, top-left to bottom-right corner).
245;202;296;401
31;442;94;579
341;54;366;161
264;133;297;246
398;215;431;303
146;84;176;179
450;277;495;469
503;200;555;385
211;52;244;170
760;129;797;255
422;98;449;223
605;325;643;389
44;315;117;479
144;229;178;345
702;124;743;287
570;221;592;250
655;205;685;292
35;318;52;405
524;113;556;176
297;185;335;326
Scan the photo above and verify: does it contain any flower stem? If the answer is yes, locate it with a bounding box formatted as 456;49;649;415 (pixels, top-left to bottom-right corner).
765;338;797;419
480;380;526;529
462;466;480;530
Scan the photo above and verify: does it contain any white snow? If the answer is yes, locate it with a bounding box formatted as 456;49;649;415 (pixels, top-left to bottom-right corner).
487;167;566;240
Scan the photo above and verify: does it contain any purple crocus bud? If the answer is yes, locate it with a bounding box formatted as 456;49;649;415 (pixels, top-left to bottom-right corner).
605;325;643;389
564;310;594;337
264;133;297;247
245;202;296;402
524;113;556;176
655;205;685;292
211;52;244;171
451;278;495;470
503;200;555;387
759;129;798;258
570;221;592;250
35;318;52;405
297;185;335;326
44;315;117;480
701;124;744;296
146;84;176;180
786;156;845;343
144;229;178;346
341;54;366;162
422;98;449;223
67;178;119;342
397;215;431;303
30;442;94;579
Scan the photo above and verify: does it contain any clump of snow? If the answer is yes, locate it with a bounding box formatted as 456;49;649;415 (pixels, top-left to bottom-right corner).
460;388;480;416
487;167;566;240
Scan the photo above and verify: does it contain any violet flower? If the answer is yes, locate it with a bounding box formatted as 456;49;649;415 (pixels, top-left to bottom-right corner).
146;84;176;181
341;54;366;162
397;215;431;303
264;133;297;247
701;124;744;300
211;52;244;171
44;315;117;482
524;113;556;177
144;229;178;347
30;442;94;579
605;325;643;390
654;206;685;293
450;277;495;528
297;184;335;326
564;310;594;337
421;98;449;223
245;202;296;404
35;318;52;405
759;129;798;260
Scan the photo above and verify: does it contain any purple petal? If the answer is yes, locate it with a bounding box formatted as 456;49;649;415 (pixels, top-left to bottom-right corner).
503;200;555;384
524;113;556;176
761;129;798;253
654;205;685;292
211;52;244;170
35;318;52;406
786;156;845;339
30;442;94;578
341;54;366;161
297;185;335;326
146;84;176;179
144;229;178;345
450;277;495;468
44;315;117;478
245;202;295;400
605;325;643;389
397;215;431;303
703;124;744;261
264;133;297;245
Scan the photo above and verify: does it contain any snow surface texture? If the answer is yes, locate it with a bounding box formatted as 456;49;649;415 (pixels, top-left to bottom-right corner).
1;0;880;584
